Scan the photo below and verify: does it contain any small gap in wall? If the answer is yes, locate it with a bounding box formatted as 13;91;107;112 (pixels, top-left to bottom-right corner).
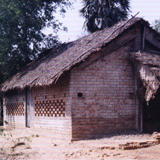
77;93;83;98
64;93;66;97
129;92;134;99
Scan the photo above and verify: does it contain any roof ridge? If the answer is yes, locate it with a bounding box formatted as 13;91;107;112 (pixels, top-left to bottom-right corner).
50;17;142;81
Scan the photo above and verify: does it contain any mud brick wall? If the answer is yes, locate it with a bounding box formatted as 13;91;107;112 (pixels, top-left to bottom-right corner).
32;73;72;139
70;45;138;140
3;90;26;128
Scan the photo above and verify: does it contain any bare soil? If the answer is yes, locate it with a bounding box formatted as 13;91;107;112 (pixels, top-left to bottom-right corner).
0;127;160;160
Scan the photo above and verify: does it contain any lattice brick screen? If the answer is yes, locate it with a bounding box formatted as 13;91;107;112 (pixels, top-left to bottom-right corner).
6;102;25;116
34;99;65;117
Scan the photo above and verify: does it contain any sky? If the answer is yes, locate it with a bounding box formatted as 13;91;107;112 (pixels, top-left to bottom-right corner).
44;0;160;42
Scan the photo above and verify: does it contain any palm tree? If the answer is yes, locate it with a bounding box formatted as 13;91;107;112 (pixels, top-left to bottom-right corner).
153;19;160;33
80;0;130;33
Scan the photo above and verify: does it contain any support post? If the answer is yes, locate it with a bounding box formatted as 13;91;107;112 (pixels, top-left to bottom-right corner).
142;26;146;50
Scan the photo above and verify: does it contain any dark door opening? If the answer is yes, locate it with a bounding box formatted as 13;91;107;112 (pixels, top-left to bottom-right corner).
26;89;30;127
143;89;160;133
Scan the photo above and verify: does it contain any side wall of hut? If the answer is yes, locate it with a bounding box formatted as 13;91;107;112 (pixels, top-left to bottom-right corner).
31;73;72;139
70;43;138;140
3;73;72;139
3;90;26;129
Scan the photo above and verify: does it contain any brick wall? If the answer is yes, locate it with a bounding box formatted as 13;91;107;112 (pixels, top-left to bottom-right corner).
70;43;138;140
32;73;72;139
3;73;72;140
4;90;26;129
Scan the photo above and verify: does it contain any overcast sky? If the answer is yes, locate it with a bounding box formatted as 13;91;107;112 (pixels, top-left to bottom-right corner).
44;0;160;42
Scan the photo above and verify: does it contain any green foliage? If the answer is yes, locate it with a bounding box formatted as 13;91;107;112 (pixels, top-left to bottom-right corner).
153;19;160;33
80;0;130;33
0;0;71;83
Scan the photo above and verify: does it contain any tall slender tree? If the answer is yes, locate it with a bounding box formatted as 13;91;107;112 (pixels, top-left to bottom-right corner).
0;0;71;83
80;0;130;33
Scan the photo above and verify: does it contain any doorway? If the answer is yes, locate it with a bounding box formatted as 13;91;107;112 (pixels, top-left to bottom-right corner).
143;89;160;133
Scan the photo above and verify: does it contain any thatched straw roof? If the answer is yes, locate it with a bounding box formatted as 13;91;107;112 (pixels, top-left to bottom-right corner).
132;51;160;103
1;17;148;92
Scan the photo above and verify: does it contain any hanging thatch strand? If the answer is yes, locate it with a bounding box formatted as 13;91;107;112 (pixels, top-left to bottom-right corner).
1;17;148;92
132;51;160;103
139;64;159;102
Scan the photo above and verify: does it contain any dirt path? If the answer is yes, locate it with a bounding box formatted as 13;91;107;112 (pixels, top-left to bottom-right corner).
0;128;160;160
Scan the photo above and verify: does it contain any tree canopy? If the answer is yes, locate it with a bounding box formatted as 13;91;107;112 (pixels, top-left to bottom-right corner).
0;0;71;83
80;0;130;33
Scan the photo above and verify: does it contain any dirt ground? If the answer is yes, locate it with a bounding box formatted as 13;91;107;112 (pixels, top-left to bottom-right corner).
0;127;160;160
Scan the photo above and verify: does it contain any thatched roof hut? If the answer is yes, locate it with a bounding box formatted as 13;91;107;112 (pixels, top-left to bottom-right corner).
1;17;160;104
1;17;149;92
2;16;160;138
